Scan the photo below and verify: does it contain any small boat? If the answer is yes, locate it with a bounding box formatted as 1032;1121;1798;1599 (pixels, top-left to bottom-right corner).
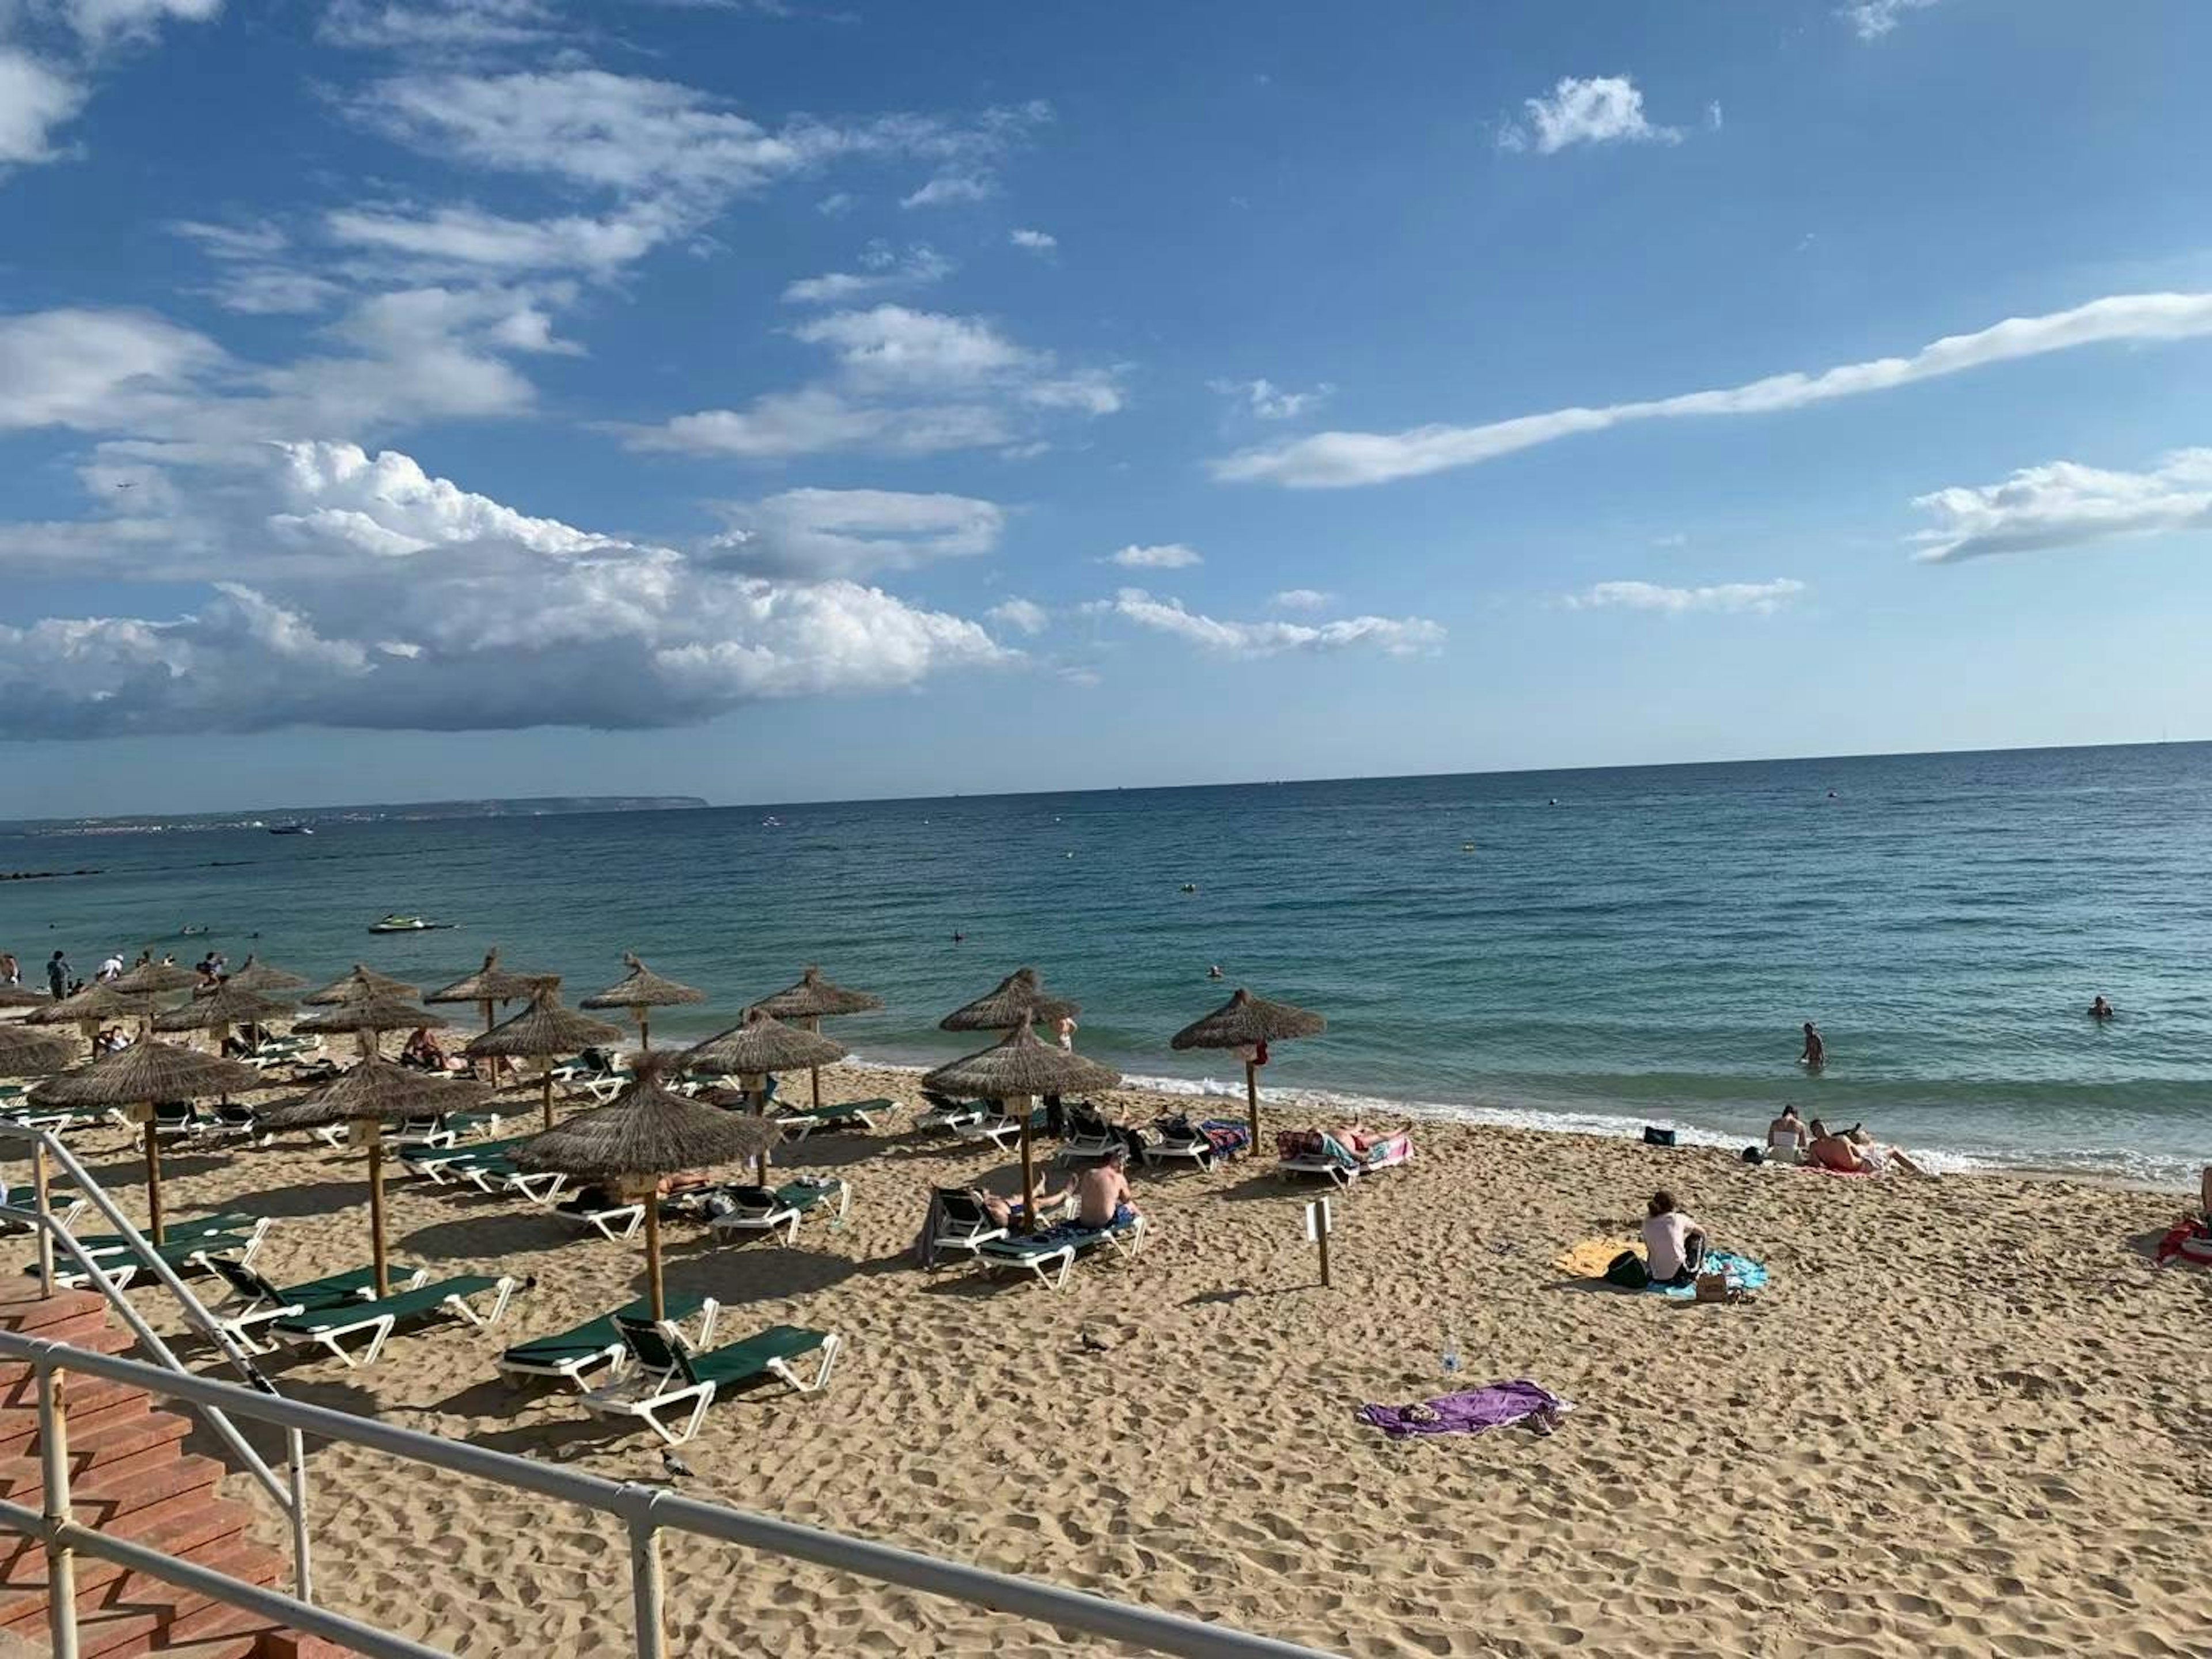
268;823;313;836
368;914;455;934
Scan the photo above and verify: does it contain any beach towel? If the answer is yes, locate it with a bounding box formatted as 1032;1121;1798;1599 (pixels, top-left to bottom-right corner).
2154;1218;2212;1267
1357;1380;1570;1440
1554;1237;1639;1279
1648;1249;1767;1300
1198;1119;1251;1156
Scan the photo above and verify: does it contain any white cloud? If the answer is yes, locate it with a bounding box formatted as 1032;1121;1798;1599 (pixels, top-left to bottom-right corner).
781;244;951;305
1009;228;1056;252
703;487;1004;578
0;441;1012;737
816;192;855;217
1499;75;1681;156
60;0;222;47
1209;376;1333;421
0;50;87;168
987;597;1048;635
792;305;1033;388
1839;0;1939;40
1707;101;1724;132
319;0;561;50
1270;588;1334;611
1096;589;1442;658
0;308;221;431
1909;449;2212;565
1107;543;1202;570
327;202;682;275
901;172;994;209
1215;291;2212;488
1566;578;1805;615
632;388;1010;460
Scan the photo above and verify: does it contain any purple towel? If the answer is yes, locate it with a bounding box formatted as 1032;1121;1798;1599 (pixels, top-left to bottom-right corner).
1356;1380;1567;1440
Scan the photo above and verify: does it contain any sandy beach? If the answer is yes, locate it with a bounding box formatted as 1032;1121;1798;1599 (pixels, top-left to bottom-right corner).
25;1054;2212;1658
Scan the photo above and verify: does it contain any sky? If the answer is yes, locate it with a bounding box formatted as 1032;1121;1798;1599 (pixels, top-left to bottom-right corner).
3;0;2211;816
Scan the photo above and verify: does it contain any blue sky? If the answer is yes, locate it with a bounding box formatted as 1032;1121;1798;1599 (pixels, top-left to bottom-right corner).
3;0;2209;816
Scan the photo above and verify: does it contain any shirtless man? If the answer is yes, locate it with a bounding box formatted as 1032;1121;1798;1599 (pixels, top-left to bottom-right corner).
1805;1119;1870;1173
1799;1022;1827;1071
1071;1149;1141;1230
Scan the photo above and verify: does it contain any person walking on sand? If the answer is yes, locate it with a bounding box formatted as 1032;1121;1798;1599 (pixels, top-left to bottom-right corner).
1798;1022;1826;1071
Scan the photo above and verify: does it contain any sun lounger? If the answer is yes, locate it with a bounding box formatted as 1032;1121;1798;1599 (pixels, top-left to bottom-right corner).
916;1091;988;1134
1277;1128;1413;1187
922;1188;1007;1270
0;1184;88;1237
495;1294;721;1391
773;1097;893;1139
241;1036;321;1071
704;1179;850;1246
205;1258;430;1354
269;1273;518;1367
975;1214;1147;1290
67;1211;262;1256
399;1135;531;1182
457;1158;570;1205
555;1191;646;1241
953;1105;1045;1154
1142;1116;1251;1172
146;1101;266;1146
581;1319;840;1444
1;1101;117;1134
39;1226;266;1290
1055;1104;1123;1165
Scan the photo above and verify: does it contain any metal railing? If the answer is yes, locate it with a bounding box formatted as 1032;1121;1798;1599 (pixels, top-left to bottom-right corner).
0;1122;308;1586
0;1330;1341;1659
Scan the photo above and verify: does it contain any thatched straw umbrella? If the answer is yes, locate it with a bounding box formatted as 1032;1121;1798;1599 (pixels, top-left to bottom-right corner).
510;1058;781;1321
294;991;437;1060
1170;988;1327;1147
754;967;882;1111
303;965;420;1007
0;1024;77;1078
26;982;145;1047
29;1042;259;1243
940;967;1078;1036
109;960;201;998
221;956;308;995
463;987;626;1130
0;987;52;1010
427;949;556;1083
922;1021;1120;1230
581;954;706;1048
679;1008;844;1181
258;1059;491;1297
154;983;290;1057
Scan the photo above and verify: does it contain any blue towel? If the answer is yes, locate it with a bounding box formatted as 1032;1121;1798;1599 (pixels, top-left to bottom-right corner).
1650;1249;1767;1300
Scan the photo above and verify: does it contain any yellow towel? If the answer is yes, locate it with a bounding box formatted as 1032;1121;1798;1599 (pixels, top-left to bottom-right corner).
1554;1237;1642;1279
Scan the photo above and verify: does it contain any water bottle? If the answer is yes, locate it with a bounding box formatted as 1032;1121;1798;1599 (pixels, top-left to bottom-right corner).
1441;1325;1461;1381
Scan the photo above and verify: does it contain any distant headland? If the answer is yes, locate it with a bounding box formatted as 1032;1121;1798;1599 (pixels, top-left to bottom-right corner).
5;797;710;838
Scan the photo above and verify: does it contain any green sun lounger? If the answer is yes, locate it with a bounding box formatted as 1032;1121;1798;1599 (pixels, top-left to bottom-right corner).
40;1228;264;1291
71;1211;258;1254
400;1135;531;1180
774;1099;895;1138
976;1215;1149;1291
206;1257;431;1353
704;1179;850;1246
580;1319;840;1444
496;1294;721;1390
270;1272;518;1368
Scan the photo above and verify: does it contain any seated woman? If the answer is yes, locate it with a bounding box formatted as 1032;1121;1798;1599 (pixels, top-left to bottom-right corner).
398;1028;435;1070
1642;1191;1707;1289
1766;1105;1809;1162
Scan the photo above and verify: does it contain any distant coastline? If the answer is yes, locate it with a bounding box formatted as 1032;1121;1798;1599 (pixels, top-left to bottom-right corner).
3;796;709;838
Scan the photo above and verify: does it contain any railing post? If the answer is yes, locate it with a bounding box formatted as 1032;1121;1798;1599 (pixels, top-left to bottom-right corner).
38;1361;80;1659
629;1513;665;1659
287;1428;313;1604
31;1141;54;1299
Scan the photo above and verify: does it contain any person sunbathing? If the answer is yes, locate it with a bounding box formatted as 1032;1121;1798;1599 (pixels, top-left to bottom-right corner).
1848;1127;1929;1177
972;1183;1067;1229
1071;1149;1141;1229
1805;1119;1872;1173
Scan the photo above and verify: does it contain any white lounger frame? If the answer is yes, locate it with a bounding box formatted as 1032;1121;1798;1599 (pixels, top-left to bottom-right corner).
978;1215;1147;1291
496;1299;721;1392
706;1179;851;1247
581;1330;842;1446
210;1266;431;1356
272;1275;518;1368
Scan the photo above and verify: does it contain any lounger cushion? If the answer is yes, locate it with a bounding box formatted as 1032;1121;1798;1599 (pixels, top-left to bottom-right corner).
689;1324;829;1387
272;1274;499;1335
502;1294;707;1369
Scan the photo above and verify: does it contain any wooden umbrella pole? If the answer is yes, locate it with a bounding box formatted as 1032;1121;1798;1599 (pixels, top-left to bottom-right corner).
806;1016;823;1110
365;1128;389;1298
144;1116;166;1245
540;1066;555;1131
746;1073;770;1184
644;1202;665;1323
637;1010;650;1051
1017;1094;1037;1234
1245;1060;1260;1149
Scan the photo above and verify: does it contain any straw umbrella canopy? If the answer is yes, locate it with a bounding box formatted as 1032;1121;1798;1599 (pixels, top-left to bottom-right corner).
109;960;201;997
922;1021;1120;1230
1170;988;1327;1147
153;983;290;1055
303;965;420;1007
463;987;626;1129
30;1041;260;1243
26;982;145;1046
510;1060;782;1321
679;1008;844;1179
294;991;438;1060
754;967;882;1110
259;1059;491;1297
581;954;706;1047
939;967;1078;1035
0;987;52;1009
430;949;558;1087
0;1024;77;1078
221;956;309;995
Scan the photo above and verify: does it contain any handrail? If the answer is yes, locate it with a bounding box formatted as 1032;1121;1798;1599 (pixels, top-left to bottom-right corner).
0;1330;1343;1659
0;1122;293;1519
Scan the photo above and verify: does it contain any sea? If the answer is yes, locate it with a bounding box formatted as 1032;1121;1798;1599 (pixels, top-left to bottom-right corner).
6;742;2209;1188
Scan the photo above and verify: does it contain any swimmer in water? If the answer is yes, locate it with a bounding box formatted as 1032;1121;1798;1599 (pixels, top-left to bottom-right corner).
2089;995;2115;1020
1798;1021;1826;1071
1207;964;1224;980
952;930;965;944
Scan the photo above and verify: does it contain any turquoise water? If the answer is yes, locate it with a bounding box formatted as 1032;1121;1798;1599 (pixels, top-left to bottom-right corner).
6;743;2209;1187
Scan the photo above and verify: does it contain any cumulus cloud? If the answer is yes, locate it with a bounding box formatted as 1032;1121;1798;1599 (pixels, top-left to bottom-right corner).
781;243;951;305
1498;75;1680;156
1271;588;1334;611
1009;228;1056;252
987;597;1049;635
1107;543;1202;570
1839;0;1939;40
1209;376;1332;421
1215;291;2212;488
1566;578;1805;615
0;442;1013;737
1094;590;1442;658
1910;450;2212;563
0;308;222;431
703;487;1004;578
0;50;87;168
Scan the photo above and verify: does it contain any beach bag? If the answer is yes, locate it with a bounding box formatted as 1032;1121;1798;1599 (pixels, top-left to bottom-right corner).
1740;1146;1764;1165
1642;1126;1677;1148
1604;1250;1650;1290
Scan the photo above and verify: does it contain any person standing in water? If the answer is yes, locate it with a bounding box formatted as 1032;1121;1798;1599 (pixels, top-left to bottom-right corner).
1798;1022;1826;1071
1055;1012;1078;1052
2089;995;2115;1020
